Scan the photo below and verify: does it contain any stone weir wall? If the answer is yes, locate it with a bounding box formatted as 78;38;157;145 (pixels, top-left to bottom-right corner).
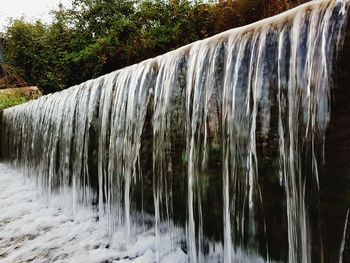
0;1;349;262
324;12;350;263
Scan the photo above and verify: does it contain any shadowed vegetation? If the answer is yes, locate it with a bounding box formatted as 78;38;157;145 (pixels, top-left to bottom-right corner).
3;0;308;94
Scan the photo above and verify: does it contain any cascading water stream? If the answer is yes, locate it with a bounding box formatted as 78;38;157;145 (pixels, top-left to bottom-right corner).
0;0;349;262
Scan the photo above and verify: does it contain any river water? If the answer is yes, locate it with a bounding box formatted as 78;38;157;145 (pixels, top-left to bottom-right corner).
0;163;188;263
0;0;349;262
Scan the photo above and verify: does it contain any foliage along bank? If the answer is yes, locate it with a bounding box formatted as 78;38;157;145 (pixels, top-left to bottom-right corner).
4;0;308;94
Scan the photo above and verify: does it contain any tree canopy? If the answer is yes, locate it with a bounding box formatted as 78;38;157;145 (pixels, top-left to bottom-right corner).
4;0;308;94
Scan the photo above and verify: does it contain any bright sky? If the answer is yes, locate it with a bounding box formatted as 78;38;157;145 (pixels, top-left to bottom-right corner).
0;0;71;31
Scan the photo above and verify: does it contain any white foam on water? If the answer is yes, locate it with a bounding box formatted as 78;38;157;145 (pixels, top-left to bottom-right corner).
0;163;187;263
0;163;270;262
1;1;349;261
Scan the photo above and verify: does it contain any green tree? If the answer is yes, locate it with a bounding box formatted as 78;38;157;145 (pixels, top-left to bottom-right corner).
5;20;67;93
4;0;310;94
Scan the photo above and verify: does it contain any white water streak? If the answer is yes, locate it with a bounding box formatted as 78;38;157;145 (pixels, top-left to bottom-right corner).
1;0;348;262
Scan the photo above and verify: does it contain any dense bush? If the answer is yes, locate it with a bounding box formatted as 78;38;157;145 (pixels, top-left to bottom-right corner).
4;0;308;94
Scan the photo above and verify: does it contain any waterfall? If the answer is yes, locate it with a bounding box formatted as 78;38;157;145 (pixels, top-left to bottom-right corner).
1;0;348;262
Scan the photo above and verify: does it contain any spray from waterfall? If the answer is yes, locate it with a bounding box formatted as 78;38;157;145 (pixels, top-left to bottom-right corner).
0;0;348;262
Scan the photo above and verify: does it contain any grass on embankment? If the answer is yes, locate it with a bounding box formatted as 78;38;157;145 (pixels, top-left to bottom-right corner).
0;87;42;110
